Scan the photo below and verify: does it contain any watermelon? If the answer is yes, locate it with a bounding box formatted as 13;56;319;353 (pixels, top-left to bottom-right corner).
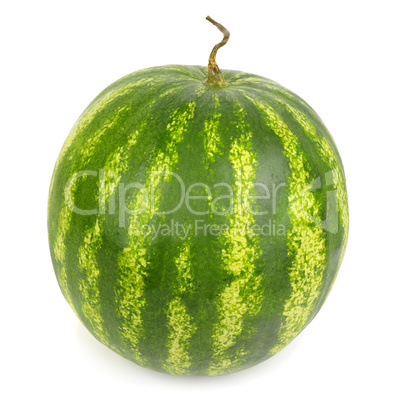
48;17;348;375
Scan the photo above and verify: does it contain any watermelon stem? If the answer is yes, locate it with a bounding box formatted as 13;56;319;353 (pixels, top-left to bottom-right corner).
206;16;230;87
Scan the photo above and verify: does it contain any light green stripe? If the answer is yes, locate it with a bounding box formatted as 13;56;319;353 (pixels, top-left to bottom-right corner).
284;104;349;253
53;176;79;314
50;77;154;189
230;74;310;109
98;126;143;209
53;196;78;314
77;126;142;350
77;220;119;351
78;104;131;163
163;243;196;374
116;102;196;363
52;106;133;312
247;97;327;355
204;94;222;163
50;78;155;201
208;102;263;375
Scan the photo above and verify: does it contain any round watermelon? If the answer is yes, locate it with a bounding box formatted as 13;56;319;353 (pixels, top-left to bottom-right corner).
48;17;348;375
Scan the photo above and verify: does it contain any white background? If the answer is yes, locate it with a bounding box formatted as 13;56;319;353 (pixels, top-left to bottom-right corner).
1;0;401;401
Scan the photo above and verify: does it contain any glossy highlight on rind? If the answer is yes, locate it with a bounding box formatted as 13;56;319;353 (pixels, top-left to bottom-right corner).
48;65;348;375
